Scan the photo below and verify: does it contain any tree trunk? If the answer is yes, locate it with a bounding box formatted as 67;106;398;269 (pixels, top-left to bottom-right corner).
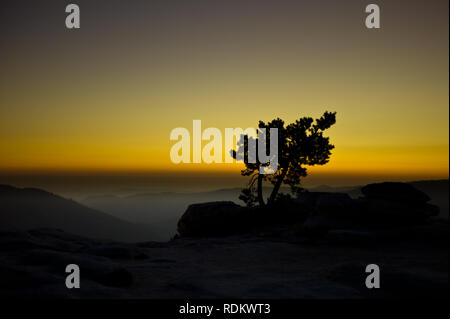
257;173;265;206
268;167;288;204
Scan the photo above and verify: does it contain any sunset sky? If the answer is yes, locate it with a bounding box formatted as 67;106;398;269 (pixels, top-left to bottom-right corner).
0;0;448;185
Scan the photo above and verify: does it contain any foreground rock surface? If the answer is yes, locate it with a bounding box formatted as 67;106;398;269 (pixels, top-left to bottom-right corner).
1;182;447;298
0;226;447;299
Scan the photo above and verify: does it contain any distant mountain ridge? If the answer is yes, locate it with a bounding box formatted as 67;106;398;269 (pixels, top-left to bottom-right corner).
1;180;447;243
0;184;152;242
82;180;449;240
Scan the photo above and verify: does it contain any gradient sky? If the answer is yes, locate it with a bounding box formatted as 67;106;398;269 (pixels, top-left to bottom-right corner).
0;0;448;184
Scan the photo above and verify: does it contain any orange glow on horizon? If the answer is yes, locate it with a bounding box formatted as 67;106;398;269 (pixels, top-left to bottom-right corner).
0;1;448;184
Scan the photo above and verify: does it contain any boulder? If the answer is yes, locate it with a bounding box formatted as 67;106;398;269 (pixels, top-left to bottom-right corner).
361;182;430;203
177;201;247;237
299;187;439;235
361;198;439;225
266;199;310;223
297;192;364;234
295;192;361;218
314;193;359;218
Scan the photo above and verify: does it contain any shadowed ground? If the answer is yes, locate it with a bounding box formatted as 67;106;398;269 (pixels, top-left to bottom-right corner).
0;225;447;299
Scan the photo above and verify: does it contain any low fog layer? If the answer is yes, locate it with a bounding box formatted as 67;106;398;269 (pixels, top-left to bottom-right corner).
0;180;447;242
81;180;449;241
